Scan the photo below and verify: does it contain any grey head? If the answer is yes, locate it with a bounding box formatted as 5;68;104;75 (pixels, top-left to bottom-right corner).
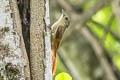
62;9;70;28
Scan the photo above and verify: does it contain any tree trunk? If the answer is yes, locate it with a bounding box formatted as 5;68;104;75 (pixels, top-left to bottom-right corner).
30;0;45;79
0;0;30;79
0;0;52;80
30;0;52;80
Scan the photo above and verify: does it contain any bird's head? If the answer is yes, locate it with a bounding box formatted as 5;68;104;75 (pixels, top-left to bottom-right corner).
62;9;70;28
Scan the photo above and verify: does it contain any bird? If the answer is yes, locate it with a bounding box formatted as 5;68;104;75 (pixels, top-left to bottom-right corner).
51;10;70;76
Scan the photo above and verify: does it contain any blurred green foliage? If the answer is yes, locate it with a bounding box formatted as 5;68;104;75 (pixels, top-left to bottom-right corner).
92;6;112;25
83;0;96;10
51;0;120;79
87;6;120;70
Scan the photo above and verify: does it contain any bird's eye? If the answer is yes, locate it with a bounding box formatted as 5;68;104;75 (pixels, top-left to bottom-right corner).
65;17;68;20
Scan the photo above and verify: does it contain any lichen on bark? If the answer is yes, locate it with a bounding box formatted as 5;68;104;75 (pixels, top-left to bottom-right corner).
0;0;26;80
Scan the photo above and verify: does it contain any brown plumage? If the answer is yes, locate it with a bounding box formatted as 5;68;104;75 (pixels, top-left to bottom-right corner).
52;26;66;75
51;10;70;76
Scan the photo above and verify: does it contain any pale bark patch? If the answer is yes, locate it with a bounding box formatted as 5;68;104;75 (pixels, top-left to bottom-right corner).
0;0;26;80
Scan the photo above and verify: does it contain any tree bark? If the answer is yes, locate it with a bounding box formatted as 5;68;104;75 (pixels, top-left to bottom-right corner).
0;0;30;80
0;0;52;80
30;0;52;80
44;0;52;79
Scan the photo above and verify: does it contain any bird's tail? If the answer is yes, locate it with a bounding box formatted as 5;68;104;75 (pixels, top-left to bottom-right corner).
52;48;56;76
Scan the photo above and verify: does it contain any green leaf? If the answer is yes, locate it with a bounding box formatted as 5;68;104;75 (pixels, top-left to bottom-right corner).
92;6;112;26
55;72;72;80
113;55;120;70
87;21;104;38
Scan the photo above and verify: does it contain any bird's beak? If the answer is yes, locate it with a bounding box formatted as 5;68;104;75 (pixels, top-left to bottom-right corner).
62;9;65;15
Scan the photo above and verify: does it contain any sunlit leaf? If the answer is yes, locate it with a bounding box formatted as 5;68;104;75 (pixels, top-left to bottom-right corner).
87;21;104;38
92;6;112;26
113;55;120;70
110;17;119;35
55;72;72;80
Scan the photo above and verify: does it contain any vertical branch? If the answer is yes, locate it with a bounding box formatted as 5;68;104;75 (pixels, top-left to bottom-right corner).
44;0;52;80
30;0;51;80
10;0;31;79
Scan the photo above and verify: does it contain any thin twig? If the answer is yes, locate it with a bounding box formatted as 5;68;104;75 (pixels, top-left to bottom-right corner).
80;27;117;80
57;0;112;38
90;20;120;41
70;0;90;10
58;48;83;80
